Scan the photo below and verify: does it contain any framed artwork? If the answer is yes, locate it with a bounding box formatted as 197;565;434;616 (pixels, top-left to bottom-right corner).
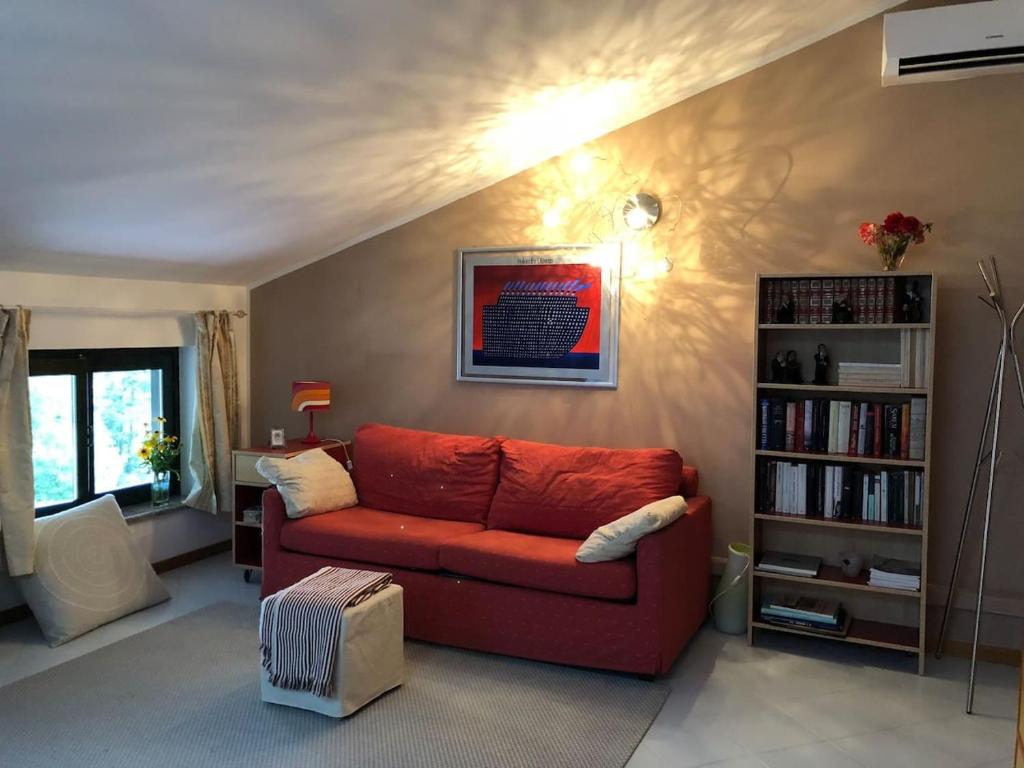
456;243;621;387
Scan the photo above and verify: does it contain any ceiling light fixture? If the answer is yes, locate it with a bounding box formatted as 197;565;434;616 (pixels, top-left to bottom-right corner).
623;192;661;231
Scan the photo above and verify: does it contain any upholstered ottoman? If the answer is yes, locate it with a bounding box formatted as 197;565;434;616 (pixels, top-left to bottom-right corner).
260;584;404;718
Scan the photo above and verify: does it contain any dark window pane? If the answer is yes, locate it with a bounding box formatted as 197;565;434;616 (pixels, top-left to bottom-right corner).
29;375;78;507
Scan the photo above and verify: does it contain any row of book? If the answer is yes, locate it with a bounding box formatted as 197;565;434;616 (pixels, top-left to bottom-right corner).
757;461;924;526
761;276;923;325
759;595;850;636
758;397;927;461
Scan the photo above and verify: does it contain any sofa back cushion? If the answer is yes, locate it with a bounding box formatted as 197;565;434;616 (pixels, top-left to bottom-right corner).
488;439;684;539
352;423;501;524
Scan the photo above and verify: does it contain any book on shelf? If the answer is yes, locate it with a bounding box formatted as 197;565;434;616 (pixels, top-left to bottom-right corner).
868;557;921;591
756;551;822;578
757;459;924;526
757;396;926;461
760;595;850;636
760;275;925;326
760;609;852;637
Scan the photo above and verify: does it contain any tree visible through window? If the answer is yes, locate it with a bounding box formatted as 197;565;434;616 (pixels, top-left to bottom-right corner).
28;348;179;515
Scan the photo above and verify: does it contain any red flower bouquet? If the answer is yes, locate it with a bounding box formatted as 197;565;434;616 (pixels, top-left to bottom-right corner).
859;212;932;271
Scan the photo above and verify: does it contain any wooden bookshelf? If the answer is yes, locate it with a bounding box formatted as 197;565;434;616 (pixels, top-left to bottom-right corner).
754;511;923;536
749;272;936;674
753;564;923;598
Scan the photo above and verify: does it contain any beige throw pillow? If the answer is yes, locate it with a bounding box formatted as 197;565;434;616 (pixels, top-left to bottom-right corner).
256;448;358;519
17;495;171;647
576;495;687;563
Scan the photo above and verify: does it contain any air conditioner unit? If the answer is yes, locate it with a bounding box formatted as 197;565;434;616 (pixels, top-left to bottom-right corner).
882;0;1024;86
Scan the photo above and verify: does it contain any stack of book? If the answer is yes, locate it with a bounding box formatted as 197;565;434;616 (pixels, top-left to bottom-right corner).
755;551;821;577
758;396;927;461
760;595;850;636
761;276;925;325
900;329;929;387
837;362;902;387
757;461;924;525
868;558;921;591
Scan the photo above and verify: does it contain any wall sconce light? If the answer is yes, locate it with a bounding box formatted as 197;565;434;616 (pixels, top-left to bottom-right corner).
623;192;661;231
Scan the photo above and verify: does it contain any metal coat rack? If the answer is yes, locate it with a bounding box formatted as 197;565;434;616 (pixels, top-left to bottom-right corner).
934;256;1024;714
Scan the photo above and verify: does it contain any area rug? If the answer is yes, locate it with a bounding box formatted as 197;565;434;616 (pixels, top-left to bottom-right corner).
0;602;669;768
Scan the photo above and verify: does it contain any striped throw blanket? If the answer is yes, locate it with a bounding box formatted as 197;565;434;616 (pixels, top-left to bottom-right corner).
260;567;393;697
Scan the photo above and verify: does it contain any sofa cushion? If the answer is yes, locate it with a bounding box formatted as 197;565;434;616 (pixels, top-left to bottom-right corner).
279;506;484;571
439;530;636;601
352;423;501;524
488;439;684;539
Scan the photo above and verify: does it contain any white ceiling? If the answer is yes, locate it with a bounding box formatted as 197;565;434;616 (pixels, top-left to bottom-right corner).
0;0;899;286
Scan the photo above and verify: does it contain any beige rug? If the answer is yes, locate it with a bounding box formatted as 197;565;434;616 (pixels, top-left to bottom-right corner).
0;602;669;768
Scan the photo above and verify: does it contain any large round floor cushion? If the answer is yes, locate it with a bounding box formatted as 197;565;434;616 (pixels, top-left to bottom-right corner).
17;495;170;646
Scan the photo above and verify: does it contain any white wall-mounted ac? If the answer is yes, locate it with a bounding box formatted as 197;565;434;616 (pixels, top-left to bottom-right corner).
882;0;1024;86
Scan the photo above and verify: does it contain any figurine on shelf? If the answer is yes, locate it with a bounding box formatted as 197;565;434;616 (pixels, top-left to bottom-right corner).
776;292;796;324
832;294;855;324
784;350;803;384
770;351;787;383
813;344;830;385
901;279;924;323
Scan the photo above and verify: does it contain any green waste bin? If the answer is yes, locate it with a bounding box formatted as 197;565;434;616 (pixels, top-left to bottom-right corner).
710;542;751;635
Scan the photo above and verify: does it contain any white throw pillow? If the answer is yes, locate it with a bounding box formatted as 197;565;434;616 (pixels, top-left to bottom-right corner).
17;495;171;647
576;495;688;563
256;448;358;519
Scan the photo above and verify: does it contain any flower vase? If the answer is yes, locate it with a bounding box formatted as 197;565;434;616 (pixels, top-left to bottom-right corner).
880;243;909;271
151;472;170;507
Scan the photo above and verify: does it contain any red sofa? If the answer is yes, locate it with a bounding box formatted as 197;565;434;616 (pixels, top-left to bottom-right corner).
261;423;712;676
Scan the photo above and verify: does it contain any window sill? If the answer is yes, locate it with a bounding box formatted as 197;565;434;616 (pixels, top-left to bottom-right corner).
122;496;190;524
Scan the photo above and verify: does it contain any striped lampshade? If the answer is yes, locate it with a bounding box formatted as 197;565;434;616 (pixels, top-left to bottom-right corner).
291;380;331;412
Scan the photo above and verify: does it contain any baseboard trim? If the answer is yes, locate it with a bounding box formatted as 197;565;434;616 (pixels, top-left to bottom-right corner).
936;639;1022;667
0;539;233;627
152;540;231;574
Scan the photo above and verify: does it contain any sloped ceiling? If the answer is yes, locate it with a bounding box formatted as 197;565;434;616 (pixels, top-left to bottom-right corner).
0;0;900;285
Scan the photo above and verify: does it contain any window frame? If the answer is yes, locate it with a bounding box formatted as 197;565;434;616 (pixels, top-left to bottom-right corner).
29;347;181;516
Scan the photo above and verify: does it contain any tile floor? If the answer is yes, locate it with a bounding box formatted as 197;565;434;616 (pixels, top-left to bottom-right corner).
0;553;1017;768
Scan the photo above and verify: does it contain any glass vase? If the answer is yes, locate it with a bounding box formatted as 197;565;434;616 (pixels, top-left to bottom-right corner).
151;471;170;507
880;243;909;271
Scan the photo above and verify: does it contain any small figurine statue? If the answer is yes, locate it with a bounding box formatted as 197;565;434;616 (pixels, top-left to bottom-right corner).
776;292;796;324
784;350;803;384
832;294;855;324
901;280;924;323
813;343;830;385
770;351;787;383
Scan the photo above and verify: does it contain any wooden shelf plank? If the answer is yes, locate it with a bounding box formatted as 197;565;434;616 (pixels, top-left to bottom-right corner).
754;564;922;598
752;618;919;652
753;511;923;536
234;520;263;529
758;323;931;331
755;449;925;468
756;382;929;396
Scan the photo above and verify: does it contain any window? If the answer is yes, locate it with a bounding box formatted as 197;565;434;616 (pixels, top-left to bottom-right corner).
29;348;180;516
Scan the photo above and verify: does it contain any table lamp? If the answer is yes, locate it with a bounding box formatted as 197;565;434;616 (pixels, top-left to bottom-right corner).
291;380;331;444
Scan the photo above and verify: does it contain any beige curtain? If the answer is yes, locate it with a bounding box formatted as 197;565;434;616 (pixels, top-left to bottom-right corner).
0;307;35;576
185;311;239;515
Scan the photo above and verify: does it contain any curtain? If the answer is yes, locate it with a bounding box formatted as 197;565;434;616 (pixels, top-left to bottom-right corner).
0;307;35;576
184;311;239;515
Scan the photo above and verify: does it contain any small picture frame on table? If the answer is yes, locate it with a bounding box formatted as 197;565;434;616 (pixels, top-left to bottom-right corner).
270;428;286;448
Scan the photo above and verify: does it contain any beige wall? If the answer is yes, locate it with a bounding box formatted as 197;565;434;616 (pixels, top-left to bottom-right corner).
252;7;1024;645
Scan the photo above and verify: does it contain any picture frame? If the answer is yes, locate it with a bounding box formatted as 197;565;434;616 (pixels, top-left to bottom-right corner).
456;243;621;387
269;428;286;448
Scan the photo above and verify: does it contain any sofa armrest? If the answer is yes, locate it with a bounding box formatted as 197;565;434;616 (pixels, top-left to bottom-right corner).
636;494;712;672
262;487;287;556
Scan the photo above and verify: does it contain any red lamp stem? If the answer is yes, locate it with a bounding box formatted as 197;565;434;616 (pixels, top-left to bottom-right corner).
302;410;320;444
